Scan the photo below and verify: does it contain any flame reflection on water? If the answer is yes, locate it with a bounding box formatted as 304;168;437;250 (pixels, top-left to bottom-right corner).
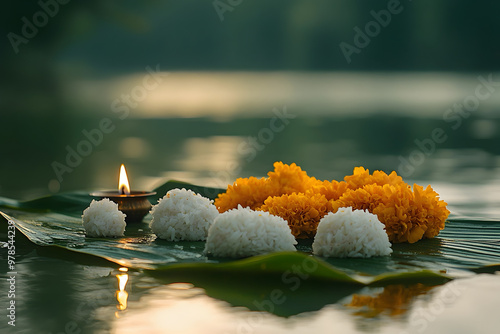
115;268;129;315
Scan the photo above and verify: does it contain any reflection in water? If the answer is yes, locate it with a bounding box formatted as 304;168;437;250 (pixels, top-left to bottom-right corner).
113;283;237;333
116;268;129;315
73;72;500;119
168;136;246;188
346;284;435;317
108;274;500;334
176;136;244;171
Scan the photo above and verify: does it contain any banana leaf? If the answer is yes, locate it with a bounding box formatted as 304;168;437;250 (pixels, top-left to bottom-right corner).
1;180;499;290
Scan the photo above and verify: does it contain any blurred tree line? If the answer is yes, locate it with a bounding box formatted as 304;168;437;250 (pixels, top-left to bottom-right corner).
2;0;500;75
1;0;499;197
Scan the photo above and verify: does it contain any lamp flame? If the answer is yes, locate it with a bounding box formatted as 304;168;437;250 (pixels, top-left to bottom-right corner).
119;164;131;195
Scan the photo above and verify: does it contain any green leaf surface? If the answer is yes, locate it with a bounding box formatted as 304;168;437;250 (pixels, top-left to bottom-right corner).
1;181;499;289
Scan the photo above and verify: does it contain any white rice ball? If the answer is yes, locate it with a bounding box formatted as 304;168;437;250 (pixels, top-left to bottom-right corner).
150;188;219;241
312;207;392;258
204;205;297;258
82;198;126;238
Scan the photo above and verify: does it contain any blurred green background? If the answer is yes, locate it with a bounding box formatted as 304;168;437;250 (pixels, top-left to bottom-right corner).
1;2;500;333
1;0;500;200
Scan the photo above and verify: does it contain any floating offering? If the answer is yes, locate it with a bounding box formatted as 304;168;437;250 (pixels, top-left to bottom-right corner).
82;198;126;238
215;162;450;243
312;207;392;258
204;205;297;258
150;188;219;241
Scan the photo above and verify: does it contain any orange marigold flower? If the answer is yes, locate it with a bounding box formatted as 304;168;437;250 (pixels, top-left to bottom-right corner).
306;179;349;201
214;177;275;212
215;163;450;243
267;161;311;194
214;162;313;213
331;181;449;243
344;166;407;190
411;184;449;239
260;193;332;239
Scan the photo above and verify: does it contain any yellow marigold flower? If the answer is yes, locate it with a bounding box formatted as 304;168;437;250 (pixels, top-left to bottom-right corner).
260;193;332;239
331;181;449;243
214;162;312;213
411;184;449;239
214;177;275;212
306;179;349;201
215;163;449;243
267;161;311;194
344;166;406;190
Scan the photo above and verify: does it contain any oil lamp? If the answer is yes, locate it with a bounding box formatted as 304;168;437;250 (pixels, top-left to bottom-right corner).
91;164;156;222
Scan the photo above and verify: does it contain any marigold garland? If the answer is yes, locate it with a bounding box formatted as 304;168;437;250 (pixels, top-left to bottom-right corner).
214;162;450;243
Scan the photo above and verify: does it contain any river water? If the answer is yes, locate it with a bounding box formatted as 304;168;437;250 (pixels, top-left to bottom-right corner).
1;72;499;333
